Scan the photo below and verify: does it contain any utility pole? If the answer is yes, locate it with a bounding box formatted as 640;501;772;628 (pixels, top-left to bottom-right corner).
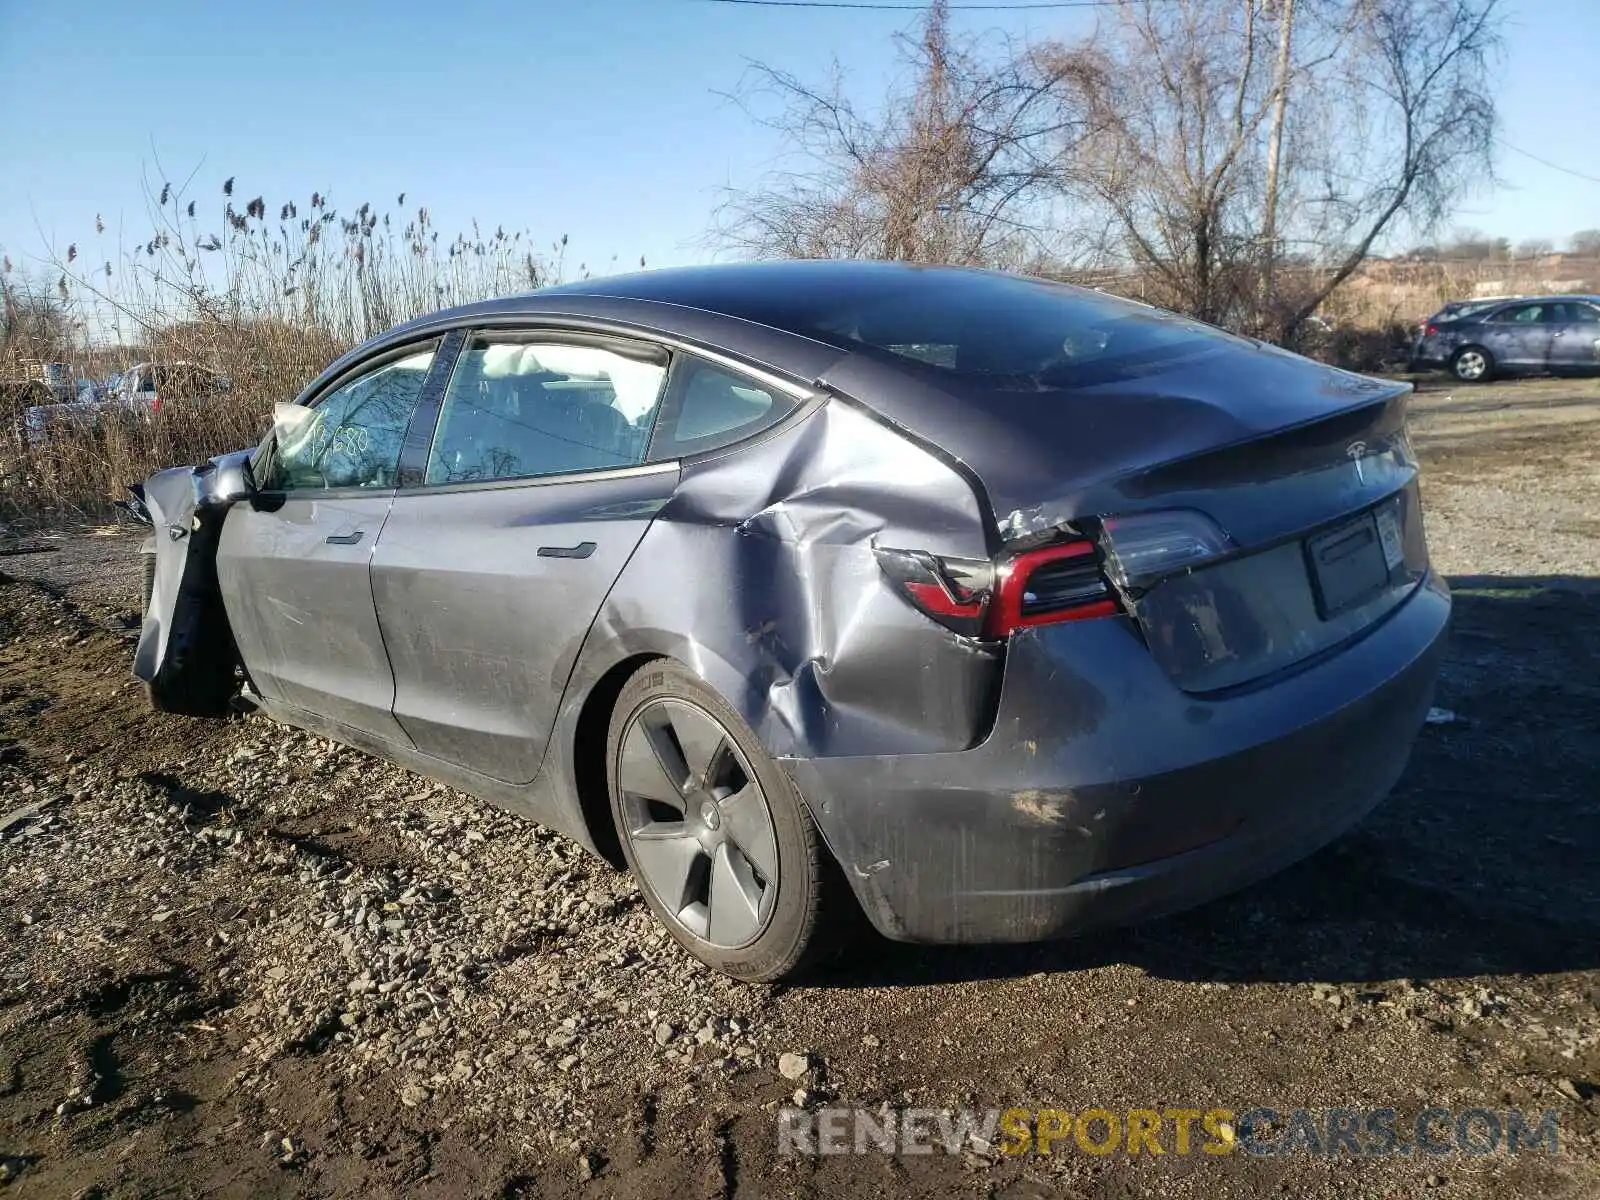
1260;0;1296;330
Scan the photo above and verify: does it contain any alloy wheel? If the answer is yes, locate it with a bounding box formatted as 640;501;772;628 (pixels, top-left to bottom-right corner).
1454;349;1487;380
616;699;780;949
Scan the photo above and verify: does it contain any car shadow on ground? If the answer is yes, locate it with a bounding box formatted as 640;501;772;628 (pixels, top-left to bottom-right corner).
812;575;1600;990
1413;422;1595;468
1416;391;1600;419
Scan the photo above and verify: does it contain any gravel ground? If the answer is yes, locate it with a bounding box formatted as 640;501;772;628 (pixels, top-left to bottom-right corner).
1;376;1597;1199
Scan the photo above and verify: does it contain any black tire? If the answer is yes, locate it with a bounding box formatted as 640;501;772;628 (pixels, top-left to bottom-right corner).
1450;345;1495;383
606;660;848;981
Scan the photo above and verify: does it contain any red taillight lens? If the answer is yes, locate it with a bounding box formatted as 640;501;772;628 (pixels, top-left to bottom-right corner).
1423;323;1438;337
874;548;989;637
876;539;1121;638
984;540;1119;636
150;395;163;413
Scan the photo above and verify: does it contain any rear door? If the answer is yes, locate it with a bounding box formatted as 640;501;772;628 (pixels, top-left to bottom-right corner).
369;330;677;783
1546;301;1600;373
216;340;442;742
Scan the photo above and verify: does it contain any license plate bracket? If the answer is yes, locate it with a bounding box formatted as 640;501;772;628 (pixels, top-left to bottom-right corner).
1305;512;1392;619
1375;505;1406;570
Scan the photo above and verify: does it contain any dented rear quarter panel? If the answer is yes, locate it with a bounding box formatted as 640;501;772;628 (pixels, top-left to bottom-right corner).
535;395;1004;852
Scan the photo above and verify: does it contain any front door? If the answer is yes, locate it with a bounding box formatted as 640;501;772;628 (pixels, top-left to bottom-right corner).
369;332;675;783
217;342;440;742
1546;301;1600;373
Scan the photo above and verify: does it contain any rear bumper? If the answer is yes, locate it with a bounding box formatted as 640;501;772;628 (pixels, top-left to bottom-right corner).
1409;336;1453;370
788;574;1449;944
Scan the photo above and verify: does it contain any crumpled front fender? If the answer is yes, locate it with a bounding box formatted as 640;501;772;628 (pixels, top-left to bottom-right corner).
132;450;252;715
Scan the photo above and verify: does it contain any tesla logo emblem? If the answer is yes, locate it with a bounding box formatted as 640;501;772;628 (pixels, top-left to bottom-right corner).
1346;441;1367;485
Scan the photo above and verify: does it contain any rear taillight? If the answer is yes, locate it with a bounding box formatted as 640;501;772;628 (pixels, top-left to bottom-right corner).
1423;323;1438;337
876;538;1121;638
150;395;163;413
874;548;990;637
984;541;1118;635
879;510;1232;638
1100;510;1233;592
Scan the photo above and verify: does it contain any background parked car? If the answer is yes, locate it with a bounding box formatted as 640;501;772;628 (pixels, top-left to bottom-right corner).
21;359;230;447
1411;294;1600;382
40;361;76;403
112;360;230;412
21;391;117;447
1407;298;1519;370
1426;297;1520;325
75;375;110;403
5;360;77;447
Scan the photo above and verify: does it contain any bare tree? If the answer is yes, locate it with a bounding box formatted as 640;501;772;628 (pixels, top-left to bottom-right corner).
1514;237;1553;259
1041;1;1281;325
713;1;1101;269
1040;0;1503;341
1275;0;1503;337
717;0;1503;347
1;266;75;368
1570;229;1600;257
1444;227;1493;258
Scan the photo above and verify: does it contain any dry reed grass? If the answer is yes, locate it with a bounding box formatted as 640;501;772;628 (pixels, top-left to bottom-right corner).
2;175;625;521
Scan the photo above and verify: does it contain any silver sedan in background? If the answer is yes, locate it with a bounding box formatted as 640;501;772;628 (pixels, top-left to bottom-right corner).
1413;294;1600;382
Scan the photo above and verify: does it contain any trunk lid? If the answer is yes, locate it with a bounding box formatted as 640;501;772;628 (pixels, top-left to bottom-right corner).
1068;381;1430;694
825;336;1428;693
820;332;1413;544
1116;476;1431;693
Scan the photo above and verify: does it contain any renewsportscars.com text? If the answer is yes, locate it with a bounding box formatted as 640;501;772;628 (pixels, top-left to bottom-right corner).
777;1105;1562;1159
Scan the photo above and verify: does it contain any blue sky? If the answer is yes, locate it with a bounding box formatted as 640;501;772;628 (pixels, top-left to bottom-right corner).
1;0;1596;279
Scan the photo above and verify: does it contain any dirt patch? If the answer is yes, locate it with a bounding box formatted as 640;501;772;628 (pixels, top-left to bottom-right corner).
1;376;1597;1198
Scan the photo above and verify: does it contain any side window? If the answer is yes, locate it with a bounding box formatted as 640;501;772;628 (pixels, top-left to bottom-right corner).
1492;304;1544;324
650;358;796;459
425;339;667;485
271;347;435;491
1558;302;1600;324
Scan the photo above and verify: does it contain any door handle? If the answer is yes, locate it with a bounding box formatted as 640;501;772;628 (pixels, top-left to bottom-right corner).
537;541;596;559
326;530;365;545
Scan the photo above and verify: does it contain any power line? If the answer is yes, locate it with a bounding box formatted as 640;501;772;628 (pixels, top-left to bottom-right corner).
696;0;1134;10
1496;138;1600;185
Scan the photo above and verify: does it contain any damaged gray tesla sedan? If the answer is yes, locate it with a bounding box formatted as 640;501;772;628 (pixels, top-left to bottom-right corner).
130;262;1449;981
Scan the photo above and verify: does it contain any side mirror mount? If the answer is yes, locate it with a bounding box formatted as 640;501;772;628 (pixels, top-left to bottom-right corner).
195;448;257;508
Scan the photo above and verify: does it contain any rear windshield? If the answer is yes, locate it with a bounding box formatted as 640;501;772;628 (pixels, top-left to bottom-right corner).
744;272;1228;385
1433;300;1501;322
